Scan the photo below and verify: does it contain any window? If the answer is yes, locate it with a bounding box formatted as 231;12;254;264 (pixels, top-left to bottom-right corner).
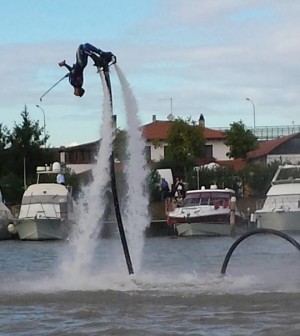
145;146;151;161
164;145;169;158
205;145;213;158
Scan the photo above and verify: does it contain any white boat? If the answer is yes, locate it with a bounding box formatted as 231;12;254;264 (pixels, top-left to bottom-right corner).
166;185;247;237
8;163;76;241
256;164;300;233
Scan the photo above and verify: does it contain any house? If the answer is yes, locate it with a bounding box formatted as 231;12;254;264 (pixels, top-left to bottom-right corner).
247;132;300;165
142;114;230;162
59;140;99;175
60;114;232;174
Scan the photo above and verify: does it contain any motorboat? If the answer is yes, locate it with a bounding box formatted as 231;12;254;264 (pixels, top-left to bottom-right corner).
8;162;76;241
255;164;300;233
0;201;15;240
166;185;247;237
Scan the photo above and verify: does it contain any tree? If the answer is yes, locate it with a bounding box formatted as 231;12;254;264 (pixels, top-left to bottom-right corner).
0;123;10;177
165;118;206;176
0;123;9;151
225;120;258;159
7;106;46;179
0;106;58;204
238;162;279;197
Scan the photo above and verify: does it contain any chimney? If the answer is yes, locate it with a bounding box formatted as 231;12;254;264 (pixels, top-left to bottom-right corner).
199;114;205;127
152;115;157;122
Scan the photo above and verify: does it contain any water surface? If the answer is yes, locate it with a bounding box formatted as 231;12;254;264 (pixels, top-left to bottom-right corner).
1;235;300;335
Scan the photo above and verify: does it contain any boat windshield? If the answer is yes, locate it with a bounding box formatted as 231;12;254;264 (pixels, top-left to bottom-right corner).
275;166;300;183
182;191;232;207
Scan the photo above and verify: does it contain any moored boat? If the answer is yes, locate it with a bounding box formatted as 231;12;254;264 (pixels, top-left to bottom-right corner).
166;185;248;237
256;164;300;233
8;162;76;241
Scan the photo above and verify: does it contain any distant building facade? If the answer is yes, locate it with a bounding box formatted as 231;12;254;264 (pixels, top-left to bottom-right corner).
58;114;300;175
248;132;300;165
142;114;230;162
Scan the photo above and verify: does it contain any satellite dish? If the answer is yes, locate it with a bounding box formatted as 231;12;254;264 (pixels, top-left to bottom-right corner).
167;113;175;121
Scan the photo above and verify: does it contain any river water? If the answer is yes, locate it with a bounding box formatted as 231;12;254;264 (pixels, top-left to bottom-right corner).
1;234;300;335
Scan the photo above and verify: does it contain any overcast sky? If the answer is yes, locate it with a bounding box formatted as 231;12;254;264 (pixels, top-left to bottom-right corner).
1;0;300;147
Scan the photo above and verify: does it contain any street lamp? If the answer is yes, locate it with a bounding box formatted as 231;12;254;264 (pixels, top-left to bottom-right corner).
245;98;256;133
193;166;200;190
36;105;46;147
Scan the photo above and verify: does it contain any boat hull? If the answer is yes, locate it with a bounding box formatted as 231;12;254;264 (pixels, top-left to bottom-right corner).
168;208;248;237
16;218;72;241
256;210;300;233
175;221;248;237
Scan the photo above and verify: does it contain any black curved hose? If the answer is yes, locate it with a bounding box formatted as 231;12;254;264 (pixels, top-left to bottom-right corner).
221;228;300;275
109;151;134;274
102;68;134;275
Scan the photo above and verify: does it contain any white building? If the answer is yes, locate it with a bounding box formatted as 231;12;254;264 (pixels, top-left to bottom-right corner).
141;114;230;162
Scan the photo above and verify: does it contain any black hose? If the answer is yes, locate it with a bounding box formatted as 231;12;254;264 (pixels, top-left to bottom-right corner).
101;67;134;275
109;151;134;274
221;228;300;275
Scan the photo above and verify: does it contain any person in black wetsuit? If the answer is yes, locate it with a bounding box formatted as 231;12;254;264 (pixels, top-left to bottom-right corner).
59;43;116;97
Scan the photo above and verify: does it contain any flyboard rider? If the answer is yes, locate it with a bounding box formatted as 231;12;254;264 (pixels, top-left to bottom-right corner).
59;43;116;97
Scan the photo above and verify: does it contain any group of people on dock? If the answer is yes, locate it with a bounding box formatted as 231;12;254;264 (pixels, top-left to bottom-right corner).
161;177;186;217
161;177;186;203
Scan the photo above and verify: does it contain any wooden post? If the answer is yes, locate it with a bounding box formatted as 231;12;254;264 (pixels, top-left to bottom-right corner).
230;196;237;235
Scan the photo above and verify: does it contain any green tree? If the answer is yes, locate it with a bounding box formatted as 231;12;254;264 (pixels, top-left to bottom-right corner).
0;123;10;177
7;106;46;179
0;123;9;151
165;118;206;176
238;162;279;197
225;121;258;159
0;106;58;204
0;173;24;205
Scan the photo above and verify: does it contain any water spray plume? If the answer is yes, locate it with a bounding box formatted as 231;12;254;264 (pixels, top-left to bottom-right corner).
115;64;150;272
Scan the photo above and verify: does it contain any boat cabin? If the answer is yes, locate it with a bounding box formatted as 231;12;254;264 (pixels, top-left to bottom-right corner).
182;186;235;207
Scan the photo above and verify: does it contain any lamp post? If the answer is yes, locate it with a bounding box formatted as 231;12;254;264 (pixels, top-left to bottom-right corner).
193;166;200;189
245;98;256;133
36;105;46;147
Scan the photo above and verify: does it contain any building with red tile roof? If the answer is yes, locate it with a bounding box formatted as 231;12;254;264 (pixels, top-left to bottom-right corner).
247;133;300;164
59;112;300;175
141;115;230;162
